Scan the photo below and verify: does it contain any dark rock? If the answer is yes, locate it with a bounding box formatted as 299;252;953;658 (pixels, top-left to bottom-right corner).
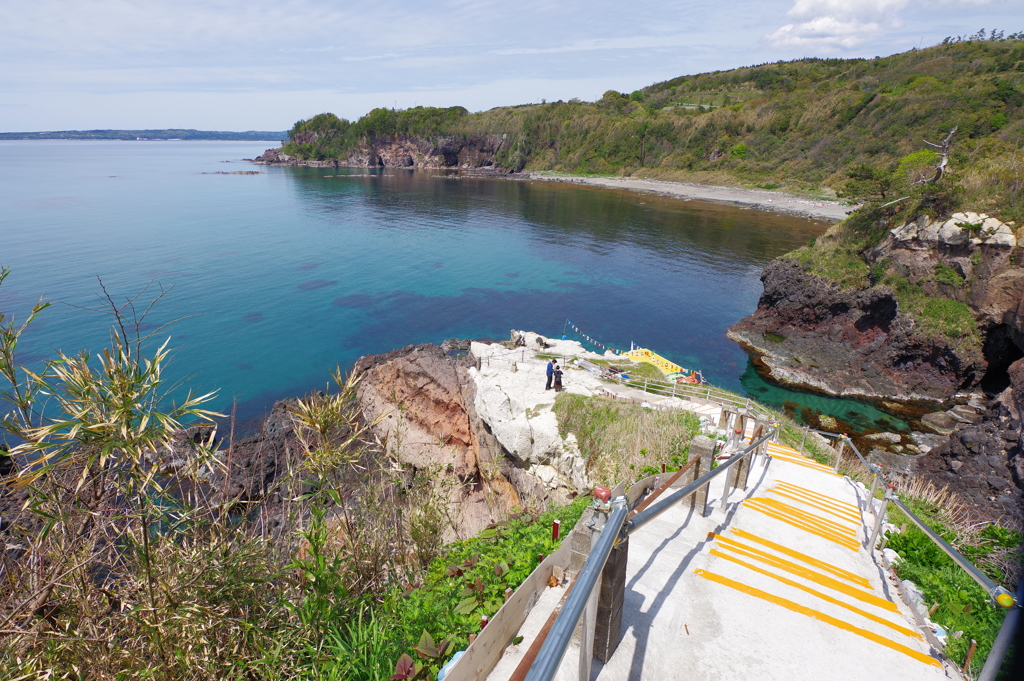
0;444;13;477
213;399;302;503
988;475;1010;491
728;259;983;403
960;430;983;445
922;411;959;435
253;134;508;171
950;405;984;424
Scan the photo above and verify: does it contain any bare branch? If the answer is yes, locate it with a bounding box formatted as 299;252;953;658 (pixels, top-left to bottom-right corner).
916;126;958;184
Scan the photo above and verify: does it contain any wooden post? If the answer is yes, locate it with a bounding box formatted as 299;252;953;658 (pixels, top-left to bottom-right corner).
964;639;978;672
834;438;846;472
718;409;730;430
594;538;628;663
735;423;762;491
690;435;717;517
579;515;604;681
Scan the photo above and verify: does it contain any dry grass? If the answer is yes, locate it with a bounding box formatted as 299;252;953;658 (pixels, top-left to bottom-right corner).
552;393;702;487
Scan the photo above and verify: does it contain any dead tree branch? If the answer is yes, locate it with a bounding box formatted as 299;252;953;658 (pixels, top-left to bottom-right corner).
918;126;958;184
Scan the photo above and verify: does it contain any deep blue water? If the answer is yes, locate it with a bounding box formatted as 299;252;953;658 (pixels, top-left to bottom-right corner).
0;141;905;433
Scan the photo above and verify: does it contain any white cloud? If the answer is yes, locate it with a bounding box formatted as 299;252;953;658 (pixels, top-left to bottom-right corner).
764;0;994;50
765;0;909;49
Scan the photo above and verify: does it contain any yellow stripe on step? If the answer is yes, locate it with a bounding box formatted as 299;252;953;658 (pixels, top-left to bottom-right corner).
745;498;858;540
729;528;869;588
750;496;859;534
767;454;841;476
694;570;941;667
766;488;862;524
775;481;860;512
708;548;922;640
741;503;860;550
711;538;899;613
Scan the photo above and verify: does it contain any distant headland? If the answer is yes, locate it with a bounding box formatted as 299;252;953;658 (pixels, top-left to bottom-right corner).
0;129;287;141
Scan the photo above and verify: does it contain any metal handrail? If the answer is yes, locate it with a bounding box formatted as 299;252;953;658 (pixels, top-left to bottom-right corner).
522;498;629;681
626;432;773;534
522;431;773;681
824;433;1017;610
978;576;1024;681
615;374;775;421
889;496;1015;607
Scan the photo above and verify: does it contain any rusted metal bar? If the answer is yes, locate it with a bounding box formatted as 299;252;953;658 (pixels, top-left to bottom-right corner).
507;583;575;681
628;456;701;520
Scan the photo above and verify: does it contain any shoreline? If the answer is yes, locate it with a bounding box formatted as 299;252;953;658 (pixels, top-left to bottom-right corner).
522;172;852;222
249;150;851;222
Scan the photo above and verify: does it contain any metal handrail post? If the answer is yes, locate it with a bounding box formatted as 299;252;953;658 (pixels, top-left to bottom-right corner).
978;576;1024;681
867;487;891;550
865;465;880;511
523;499;629;681
799;425;809;454
890;497;1016;608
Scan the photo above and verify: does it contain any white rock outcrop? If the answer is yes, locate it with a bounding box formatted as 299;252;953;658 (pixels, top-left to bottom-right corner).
891;211;1017;248
468;333;613;491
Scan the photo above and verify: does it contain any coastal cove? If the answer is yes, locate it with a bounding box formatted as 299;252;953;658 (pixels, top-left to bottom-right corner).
0;140;904;433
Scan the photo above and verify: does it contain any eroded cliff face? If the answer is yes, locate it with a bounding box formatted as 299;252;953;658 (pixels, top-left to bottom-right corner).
888;357;1024;520
728;259;983;402
729;212;1023;404
730;211;1024;520
253;134;507;170
352;342;554;541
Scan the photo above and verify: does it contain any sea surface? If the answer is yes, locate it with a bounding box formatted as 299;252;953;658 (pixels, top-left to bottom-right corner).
0;140;905;433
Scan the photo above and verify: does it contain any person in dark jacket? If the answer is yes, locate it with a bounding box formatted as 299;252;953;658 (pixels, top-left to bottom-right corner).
546;359;555;390
553;364;564;392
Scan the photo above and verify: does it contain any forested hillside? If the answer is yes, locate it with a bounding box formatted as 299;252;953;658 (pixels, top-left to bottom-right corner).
282;36;1024;218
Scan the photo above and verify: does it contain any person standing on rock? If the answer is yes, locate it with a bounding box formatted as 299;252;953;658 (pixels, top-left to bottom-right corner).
553;364;564;392
546;358;555;390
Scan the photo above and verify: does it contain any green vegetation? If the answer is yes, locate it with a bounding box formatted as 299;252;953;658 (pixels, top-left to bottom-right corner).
0;129;287;141
0;269;584;680
778;423;834;466
283;37;1024;218
883;479;1022;673
933;262;966;288
553;392;702;485
881;274;979;344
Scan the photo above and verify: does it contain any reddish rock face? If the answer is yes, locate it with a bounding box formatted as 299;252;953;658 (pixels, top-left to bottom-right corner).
727;259;981;403
354;342;548;540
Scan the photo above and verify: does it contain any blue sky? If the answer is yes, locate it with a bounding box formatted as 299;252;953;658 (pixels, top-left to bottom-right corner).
1;0;1020;132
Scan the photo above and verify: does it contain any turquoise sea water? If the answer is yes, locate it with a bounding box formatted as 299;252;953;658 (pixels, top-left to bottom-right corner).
0;141;905;433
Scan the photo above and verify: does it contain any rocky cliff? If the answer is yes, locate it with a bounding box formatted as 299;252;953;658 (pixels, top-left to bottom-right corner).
730;210;1024;520
912;357;1024;519
352;341;550;541
729;212;1023;404
728;258;973;403
252;134;507;170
